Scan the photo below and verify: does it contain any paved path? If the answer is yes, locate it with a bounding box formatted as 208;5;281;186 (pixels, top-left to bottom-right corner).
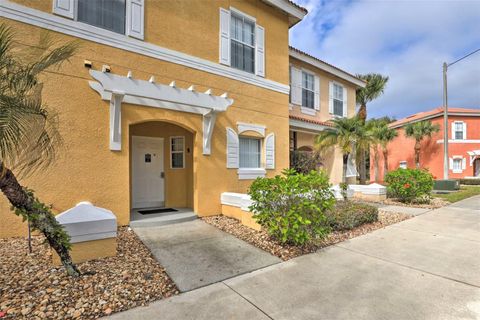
132;220;281;292
111;196;480;319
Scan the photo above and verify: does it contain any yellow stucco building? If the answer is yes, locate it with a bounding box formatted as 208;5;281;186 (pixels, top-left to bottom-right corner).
0;0;364;238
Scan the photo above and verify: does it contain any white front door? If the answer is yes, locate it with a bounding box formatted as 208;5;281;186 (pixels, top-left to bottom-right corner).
132;136;165;208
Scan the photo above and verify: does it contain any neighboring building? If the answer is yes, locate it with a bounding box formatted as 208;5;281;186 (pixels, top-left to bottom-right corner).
0;0;361;238
288;47;366;182
371;107;480;181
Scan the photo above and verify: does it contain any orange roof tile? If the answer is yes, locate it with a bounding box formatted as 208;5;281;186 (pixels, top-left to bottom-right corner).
390;107;480;128
289;115;334;127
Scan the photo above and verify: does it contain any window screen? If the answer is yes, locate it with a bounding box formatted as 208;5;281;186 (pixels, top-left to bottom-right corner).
78;0;126;34
333;83;344;116
230;13;255;74
239;137;261;168
302;72;314;109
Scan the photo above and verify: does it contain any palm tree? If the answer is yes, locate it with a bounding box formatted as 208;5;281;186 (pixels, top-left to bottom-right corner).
404;120;440;168
368;119;398;181
355;74;389;184
315;116;367;184
356;73;389;123
0;24;80;276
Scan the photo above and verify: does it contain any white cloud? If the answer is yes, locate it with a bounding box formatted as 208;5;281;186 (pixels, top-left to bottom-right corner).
290;0;480;119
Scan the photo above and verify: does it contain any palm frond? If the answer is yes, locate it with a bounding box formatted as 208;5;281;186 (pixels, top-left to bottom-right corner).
356;73;389;105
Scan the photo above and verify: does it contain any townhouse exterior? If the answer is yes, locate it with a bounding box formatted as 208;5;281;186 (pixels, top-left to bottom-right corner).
0;0;362;238
371;107;480;181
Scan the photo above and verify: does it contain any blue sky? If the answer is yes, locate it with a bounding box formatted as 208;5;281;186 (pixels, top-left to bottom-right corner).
289;0;480;120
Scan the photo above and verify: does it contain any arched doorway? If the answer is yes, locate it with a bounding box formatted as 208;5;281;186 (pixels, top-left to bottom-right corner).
129;121;194;213
474;158;480;177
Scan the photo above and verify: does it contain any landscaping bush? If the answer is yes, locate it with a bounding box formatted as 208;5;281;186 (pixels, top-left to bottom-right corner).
385;168;434;203
248;169;335;246
326;202;378;231
459;179;480;186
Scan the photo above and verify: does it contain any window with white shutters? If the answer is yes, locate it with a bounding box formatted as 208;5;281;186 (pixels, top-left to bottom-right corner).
230;13;255;74
53;0;144;39
239;137;261;168
333;83;344;116
302;72;315;109
454;122;464;140
453;158;462;171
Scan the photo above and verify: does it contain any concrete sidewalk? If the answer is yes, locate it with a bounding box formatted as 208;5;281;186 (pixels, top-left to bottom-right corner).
109;196;480;319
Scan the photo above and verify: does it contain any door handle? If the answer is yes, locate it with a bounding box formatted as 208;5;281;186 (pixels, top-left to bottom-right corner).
160;172;165;178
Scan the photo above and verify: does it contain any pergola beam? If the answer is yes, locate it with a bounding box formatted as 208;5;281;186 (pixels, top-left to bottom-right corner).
89;70;233;155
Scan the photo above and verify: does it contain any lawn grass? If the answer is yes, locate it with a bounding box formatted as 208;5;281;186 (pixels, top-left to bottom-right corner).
433;186;480;203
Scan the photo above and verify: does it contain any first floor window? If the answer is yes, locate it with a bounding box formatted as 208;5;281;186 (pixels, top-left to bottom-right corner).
302;72;315;109
452;158;462;171
239;137;261;168
230;13;255;73
171;137;184;169
399;161;407;169
454;122;464;140
333;83;344;116
78;0;126;34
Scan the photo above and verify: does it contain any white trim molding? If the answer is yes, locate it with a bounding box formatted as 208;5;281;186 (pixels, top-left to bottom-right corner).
300;107;316;116
0;1;290;94
436;139;480;144
237;122;266;137
89;70;233;154
237;168;266;180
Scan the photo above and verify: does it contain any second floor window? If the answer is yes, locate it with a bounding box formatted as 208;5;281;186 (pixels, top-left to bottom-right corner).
454;122;464;140
78;0;126;34
239;137;261;168
231;13;255;74
302;72;314;109
333;83;344;116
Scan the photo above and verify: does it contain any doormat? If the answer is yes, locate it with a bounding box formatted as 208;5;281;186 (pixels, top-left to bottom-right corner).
138;208;178;215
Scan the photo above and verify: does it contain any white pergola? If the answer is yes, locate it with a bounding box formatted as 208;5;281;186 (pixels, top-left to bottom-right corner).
89;70;234;155
467;150;480;166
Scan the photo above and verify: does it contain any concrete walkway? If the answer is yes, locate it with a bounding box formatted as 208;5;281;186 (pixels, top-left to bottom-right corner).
132;220;281;292
110;196;480;319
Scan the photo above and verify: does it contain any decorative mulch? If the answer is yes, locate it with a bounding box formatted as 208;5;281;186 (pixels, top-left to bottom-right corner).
381;197;449;209
202;210;411;261
0;227;179;319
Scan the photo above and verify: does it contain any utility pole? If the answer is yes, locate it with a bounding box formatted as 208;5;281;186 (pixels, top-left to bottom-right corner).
442;62;448;180
442;48;480;181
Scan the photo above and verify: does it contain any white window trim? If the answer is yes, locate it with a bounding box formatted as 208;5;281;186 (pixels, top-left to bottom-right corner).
170;136;185;169
331;81;345;117
237;122;265;137
301;69;315;110
300;107;316;116
452;121;466;140
1;1;289;94
229;7;257;75
230;6;256;22
237;168;266;180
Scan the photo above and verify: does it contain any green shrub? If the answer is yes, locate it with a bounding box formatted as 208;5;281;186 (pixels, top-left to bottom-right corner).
459;179;480;186
385;168;434;203
248;169;335;246
326;202;378;231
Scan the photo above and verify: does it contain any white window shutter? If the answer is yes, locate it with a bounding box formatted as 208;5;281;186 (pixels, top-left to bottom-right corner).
328;81;334;114
342;86;348;117
265;133;275;169
449;158;453;170
314;75;320;110
219;8;231;66
126;0;145;40
255;25;265;77
226;128;239;168
463;122;467;140
52;0;74;19
290;67;302;105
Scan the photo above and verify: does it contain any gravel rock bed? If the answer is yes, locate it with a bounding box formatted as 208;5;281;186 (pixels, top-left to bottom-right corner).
381;197;449;209
0;227;178;319
203;210;411;261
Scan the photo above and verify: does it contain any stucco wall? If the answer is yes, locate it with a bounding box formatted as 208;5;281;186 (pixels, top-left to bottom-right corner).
288;57;357;123
293;131;344;184
0;8;290;237
371;116;480;182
